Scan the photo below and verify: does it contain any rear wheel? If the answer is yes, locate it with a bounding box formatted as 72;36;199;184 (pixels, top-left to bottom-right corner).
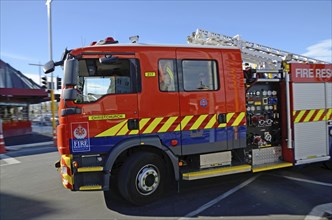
117;152;166;205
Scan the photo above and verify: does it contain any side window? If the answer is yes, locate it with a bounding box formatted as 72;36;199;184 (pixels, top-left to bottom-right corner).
182;60;219;91
158;59;177;92
76;58;140;103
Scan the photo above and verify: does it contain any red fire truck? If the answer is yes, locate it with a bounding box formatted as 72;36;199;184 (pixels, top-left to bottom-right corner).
44;30;332;205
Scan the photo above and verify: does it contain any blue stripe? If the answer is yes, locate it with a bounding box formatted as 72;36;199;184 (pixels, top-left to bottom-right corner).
70;126;247;154
70;135;138;154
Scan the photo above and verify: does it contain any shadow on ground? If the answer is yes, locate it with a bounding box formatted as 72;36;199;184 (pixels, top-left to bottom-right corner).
4;133;52;146
0;192;57;220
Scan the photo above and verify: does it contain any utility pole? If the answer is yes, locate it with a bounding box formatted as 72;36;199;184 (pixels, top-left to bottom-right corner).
46;0;57;144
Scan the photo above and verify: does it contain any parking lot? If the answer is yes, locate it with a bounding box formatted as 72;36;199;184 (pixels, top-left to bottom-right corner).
105;161;332;219
1;147;331;220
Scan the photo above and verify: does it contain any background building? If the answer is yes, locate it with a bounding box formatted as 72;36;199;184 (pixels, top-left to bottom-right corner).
0;59;49;137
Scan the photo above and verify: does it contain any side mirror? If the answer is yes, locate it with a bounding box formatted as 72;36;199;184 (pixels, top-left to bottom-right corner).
43;60;55;74
63;88;78;101
64;59;79;86
43;60;64;74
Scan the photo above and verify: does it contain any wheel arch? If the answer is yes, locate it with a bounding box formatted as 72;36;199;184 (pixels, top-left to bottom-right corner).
104;136;179;184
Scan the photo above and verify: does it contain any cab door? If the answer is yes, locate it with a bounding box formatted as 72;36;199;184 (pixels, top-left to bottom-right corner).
136;48;181;155
176;48;227;155
68;57;140;154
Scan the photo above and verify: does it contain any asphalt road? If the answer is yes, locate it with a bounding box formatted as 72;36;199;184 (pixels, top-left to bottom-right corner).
1;146;332;220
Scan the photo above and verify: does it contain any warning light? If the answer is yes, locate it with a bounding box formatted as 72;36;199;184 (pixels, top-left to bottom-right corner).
105;37;115;43
104;37;118;44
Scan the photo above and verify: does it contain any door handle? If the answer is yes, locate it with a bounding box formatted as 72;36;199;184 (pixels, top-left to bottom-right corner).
128;119;139;130
218;114;227;124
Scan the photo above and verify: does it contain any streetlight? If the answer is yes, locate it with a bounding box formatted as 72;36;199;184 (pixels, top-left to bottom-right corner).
45;0;57;144
29;62;43;85
46;0;53;87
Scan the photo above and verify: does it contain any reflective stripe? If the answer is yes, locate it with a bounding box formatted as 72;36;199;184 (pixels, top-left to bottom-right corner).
293;108;331;123
158;116;178;133
129;118;151;135
117;122;130;136
304;109;315;122
143;117;163;134
218;123;227;128
96;120;127;137
95;112;246;137
227;112;246;127
205;114;216;129
326;109;332;120
190;114;208;130
294;110;306;123
227;113;235;123
176;115;193;131
313;109;325;121
232;112;245;127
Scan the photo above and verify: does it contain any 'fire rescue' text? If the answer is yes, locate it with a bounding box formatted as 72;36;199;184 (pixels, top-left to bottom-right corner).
295;68;331;79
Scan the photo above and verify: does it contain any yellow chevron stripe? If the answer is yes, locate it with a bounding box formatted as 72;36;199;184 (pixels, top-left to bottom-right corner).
294;110;305;123
218;123;227;128
227;112;235;123
293;109;332;123
61;155;73;186
205;114;216;129
129;118;151;135
190;114;208;130
96;120;127;137
117;122;129;136
313;109;325;122
129;129;139;135
175;115;193;131
326;109;332;120
140;118;151;129
95;111;253;138
232;112;245;126
143;117;163;134
129;118;150;135
158;116;178;133
303;109;315;122
62;155;72;168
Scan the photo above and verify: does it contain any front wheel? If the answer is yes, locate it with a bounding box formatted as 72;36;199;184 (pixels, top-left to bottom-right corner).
117;152;166;205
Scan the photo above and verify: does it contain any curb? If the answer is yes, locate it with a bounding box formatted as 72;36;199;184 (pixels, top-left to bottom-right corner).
5;141;55;151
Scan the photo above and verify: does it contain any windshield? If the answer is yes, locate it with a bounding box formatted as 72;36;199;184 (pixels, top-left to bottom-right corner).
75;58;140;103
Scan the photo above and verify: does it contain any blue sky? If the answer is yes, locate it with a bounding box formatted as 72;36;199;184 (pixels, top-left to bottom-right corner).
1;0;331;85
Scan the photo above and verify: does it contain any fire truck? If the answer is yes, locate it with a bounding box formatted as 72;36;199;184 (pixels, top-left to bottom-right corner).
44;29;332;205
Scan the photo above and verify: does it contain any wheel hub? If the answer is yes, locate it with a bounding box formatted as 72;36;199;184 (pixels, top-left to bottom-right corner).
136;164;160;195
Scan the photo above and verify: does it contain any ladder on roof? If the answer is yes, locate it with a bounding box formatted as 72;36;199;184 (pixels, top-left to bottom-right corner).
187;29;329;69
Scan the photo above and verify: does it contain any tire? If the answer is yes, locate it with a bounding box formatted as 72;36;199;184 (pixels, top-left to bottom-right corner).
117;152;166;205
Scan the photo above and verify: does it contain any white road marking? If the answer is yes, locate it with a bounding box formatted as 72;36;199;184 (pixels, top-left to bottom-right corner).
0;154;21;166
305;203;332;220
280;175;332;187
179;174;260;219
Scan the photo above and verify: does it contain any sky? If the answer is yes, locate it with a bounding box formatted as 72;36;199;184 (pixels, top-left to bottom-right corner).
1;0;331;86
